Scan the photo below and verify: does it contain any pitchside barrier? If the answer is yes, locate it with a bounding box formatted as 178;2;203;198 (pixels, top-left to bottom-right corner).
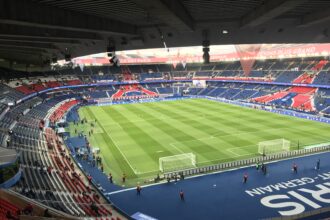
163;145;330;179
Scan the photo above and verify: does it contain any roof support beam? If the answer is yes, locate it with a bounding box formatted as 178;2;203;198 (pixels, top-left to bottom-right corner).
0;49;48;57
0;24;103;41
300;8;330;26
240;0;307;27
0;36;81;45
0;41;58;50
0;53;45;65
0;46;48;54
0;0;138;36
131;0;194;31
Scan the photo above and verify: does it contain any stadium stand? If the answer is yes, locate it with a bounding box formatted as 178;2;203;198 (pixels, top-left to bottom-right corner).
0;84;124;218
2;1;330;218
0;56;329;220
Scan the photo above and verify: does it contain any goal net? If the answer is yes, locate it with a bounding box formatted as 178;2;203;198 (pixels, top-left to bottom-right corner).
258;139;290;155
159;153;196;172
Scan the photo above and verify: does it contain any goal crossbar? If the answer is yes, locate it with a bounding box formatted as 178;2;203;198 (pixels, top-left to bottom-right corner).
258;138;290;155
159;153;196;172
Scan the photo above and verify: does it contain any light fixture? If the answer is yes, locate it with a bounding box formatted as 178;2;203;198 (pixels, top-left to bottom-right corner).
109;55;120;67
202;39;210;64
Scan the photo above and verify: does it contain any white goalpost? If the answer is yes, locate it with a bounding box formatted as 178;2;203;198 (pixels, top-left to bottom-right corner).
258;139;291;155
159;153;196;172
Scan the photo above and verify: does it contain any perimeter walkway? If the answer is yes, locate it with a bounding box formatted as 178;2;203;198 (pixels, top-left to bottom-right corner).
109;151;330;220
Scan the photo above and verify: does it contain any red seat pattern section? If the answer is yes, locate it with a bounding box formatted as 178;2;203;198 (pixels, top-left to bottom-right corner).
0;198;20;219
140;87;158;96
67;79;83;85
292;73;315;84
49;100;79;123
33;83;46;92
112;87;126;98
253;88;316;111
292;94;314;110
15;81;64;94
252;91;289;103
45;81;62;88
112;85;158;99
312;60;328;71
293;60;328;84
287;87;316;94
16;85;34;94
44;128;114;217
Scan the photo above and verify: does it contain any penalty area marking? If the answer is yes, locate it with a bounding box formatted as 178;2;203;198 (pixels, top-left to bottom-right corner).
226;144;256;157
169;142;187;154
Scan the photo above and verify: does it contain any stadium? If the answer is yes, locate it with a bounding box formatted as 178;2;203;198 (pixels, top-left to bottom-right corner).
1;0;330;220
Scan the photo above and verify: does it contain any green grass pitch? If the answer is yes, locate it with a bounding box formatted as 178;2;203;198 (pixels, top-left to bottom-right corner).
67;98;330;186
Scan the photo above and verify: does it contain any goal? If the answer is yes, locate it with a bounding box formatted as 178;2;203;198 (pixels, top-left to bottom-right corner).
159;153;196;172
258;139;290;155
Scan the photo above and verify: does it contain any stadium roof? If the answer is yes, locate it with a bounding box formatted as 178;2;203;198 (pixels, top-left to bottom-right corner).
67;43;330;66
1;0;330;66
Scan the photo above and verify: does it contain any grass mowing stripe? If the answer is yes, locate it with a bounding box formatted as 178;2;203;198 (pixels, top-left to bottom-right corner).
68;98;330;186
143;102;237;159
178;99;288;131
118;106;186;155
148;101;257;148
103;105;174;172
198;99;330;146
86;107;138;178
123;102;213;163
168;100;265;141
176;99;327;144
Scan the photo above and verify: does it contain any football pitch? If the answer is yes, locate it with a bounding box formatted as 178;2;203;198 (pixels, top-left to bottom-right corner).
68;98;330;186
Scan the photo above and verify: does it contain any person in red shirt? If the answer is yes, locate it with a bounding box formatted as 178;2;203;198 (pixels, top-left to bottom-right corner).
179;190;184;201
47;166;52;175
293;163;298;174
243;173;248;183
87;175;92;183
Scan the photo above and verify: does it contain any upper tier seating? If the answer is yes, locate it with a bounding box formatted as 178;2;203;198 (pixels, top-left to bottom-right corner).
292;73;315;84
313;71;330;85
140;72;163;80
275;71;303;83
